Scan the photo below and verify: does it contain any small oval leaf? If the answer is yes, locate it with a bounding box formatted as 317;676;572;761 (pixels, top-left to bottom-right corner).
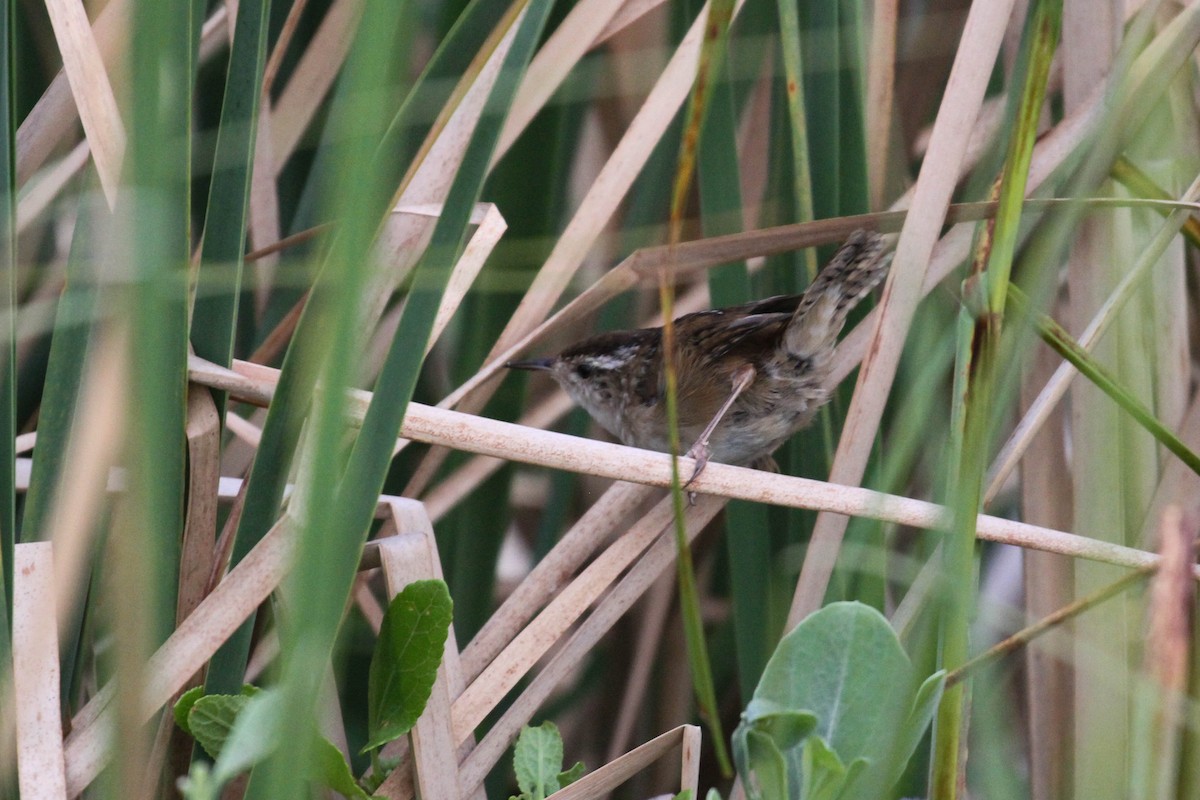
363;579;453;752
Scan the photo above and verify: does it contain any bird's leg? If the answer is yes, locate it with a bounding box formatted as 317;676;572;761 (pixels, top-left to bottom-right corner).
683;363;756;489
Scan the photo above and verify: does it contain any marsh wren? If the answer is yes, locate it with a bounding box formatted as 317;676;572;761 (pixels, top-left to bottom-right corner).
507;230;891;479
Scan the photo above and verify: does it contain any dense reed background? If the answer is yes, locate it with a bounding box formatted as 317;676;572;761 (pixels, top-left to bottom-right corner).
1;0;1199;798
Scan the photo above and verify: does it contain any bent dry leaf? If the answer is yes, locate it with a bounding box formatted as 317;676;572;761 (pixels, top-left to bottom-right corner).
363;578;454;752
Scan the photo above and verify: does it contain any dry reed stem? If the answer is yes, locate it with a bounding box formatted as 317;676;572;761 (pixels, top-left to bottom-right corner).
44;0;127;204
62;517;295;796
15;0;128;184
179;386;220;627
866;0;898;212
270;0;363;170
985;169;1200;506
456;495;724;794
366;12;523;347
181;353;1190;575
606;570;675;762
262;0;311;96
454;492;677;740
422;389;575;521
13;543;68;800
495;0;628;161
789;0;1019;627
545;725;701;800
486;0;739;362
1140;505;1196;791
460;480;655;681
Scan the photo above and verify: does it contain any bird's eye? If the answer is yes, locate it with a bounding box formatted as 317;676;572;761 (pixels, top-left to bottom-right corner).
574;363;594;379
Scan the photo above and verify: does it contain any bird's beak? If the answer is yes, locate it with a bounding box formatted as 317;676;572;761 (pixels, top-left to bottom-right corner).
505;357;555;372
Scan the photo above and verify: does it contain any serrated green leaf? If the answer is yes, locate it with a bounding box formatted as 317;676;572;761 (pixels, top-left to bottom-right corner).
173;685;205;736
557;761;586;788
211;689;284;785
311;734;371;800
513;721;565;799
188;694;253;760
363;579;453;751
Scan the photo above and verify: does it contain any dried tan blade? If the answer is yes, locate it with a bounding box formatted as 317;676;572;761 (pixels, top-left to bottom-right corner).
379;533;463;800
1141;506;1196;783
454;492;677;739
460;480;655;682
488;0;744;361
248;107;282;318
189;354;1184;574
41;328;128;636
791;0;1021;627
367;202;506;381
366;8;526;342
595;0;667;45
16;0;127;185
866;0;898;211
495;0;628;161
44;0;128;204
984;170;1200;507
179;386;221;627
17;140;90;233
13;542;68;800
546;725;700;800
606;571;674;762
455;496;724;795
62;518;295;795
271;0;363;170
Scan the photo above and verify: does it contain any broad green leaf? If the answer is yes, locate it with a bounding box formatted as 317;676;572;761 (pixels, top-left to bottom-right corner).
211;689;284;785
799;736;846;800
755;711;818;752
734;602;940;799
363;579;453;752
311;734;372;800
189;691;259;760
557;761;586;788
889;671;947;788
745;602;913;761
513;721;566;799
173;685;206;735
740;727;789;800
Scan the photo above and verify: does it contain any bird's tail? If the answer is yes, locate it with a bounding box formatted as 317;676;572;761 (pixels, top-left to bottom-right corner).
784;230;891;358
